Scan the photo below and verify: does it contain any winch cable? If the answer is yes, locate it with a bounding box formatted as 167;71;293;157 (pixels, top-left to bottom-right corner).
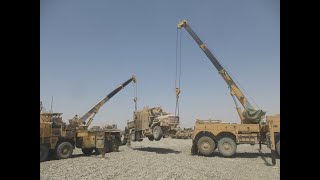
175;29;182;117
219;58;260;109
133;78;138;112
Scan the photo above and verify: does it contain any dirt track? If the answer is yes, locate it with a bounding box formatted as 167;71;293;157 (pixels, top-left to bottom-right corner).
40;138;280;180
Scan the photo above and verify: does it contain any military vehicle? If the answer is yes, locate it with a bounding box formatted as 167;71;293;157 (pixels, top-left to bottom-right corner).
67;76;136;157
87;124;122;153
125;106;179;143
172;128;193;139
40;108;75;162
40;76;136;162
177;20;280;164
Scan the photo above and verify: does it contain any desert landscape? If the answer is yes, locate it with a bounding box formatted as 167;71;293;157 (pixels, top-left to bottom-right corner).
40;138;280;180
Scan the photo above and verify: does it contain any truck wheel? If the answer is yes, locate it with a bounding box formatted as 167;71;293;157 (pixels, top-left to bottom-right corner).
153;126;163;141
148;136;154;141
55;142;73;159
197;136;215;156
40;145;49;162
276;139;280;156
81;148;94;155
218;137;237;157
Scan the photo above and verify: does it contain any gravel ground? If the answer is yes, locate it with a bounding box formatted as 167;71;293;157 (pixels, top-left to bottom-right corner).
40;138;280;180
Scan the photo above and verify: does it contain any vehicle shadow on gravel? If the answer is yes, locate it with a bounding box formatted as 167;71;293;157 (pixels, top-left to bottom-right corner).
133;147;181;154
43;153;102;162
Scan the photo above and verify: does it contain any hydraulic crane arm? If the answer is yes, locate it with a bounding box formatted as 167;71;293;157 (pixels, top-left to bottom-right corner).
76;76;137;127
177;20;265;123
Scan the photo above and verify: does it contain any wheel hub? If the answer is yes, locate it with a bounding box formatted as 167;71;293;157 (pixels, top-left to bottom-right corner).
62;148;69;154
223;142;231;150
202;142;210;149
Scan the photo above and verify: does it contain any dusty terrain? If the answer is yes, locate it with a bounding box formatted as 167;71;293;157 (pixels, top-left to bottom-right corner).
40;138;280;180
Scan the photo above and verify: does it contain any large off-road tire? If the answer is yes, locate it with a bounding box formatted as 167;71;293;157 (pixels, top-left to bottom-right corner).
197;136;215;156
81;148;94;155
217;137;237;157
276;139;280;156
55;142;73;159
153;126;163;141
40;145;49;162
148;136;154;141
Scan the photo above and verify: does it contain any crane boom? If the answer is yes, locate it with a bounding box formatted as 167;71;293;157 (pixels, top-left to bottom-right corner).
76;76;137;127
177;20;265;124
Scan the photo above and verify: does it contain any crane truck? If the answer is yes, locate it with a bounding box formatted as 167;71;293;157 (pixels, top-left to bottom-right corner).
177;20;280;165
40;76;136;162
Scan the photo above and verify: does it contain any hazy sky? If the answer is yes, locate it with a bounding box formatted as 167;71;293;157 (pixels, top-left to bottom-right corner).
40;0;280;130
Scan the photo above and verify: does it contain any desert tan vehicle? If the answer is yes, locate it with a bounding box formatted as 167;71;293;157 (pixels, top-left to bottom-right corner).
40;76;136;162
177;20;280;164
68;76;136;156
191;115;280;157
81;124;122;154
125;106;179;142
40;110;76;162
172;128;193;139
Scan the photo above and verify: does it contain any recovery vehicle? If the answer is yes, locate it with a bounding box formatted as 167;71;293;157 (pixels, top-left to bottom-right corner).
177;20;280;164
